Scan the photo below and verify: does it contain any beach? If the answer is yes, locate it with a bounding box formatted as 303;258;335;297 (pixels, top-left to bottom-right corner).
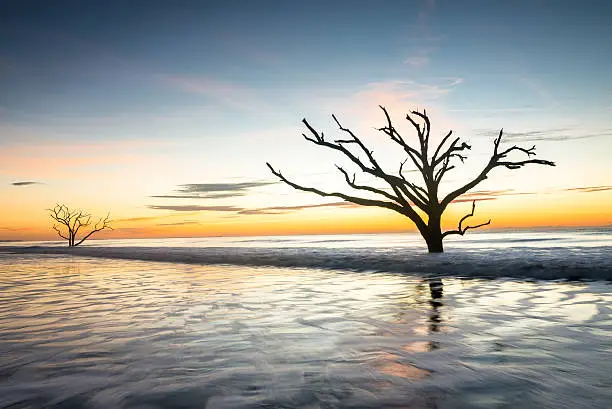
1;231;611;408
2;1;610;406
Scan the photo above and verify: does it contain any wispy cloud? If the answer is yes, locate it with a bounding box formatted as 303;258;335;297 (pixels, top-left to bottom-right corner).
400;0;438;69
156;220;200;226
452;197;497;203
450;189;536;203
147;205;243;212
565;186;612;193
151;193;246;200
357;78;463;104
419;0;436;22
152;181;276;200
338;78;462;128
403;55;430;69
0;226;31;231
447;107;538;114
0;139;164;179
477;127;612;143
516;74;556;107
113;215;168;223
240;201;358;215
158;75;262;111
146;200;358;215
11;181;41;186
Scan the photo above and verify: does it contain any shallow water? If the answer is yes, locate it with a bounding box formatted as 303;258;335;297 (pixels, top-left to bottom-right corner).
1;254;611;408
3;230;611;280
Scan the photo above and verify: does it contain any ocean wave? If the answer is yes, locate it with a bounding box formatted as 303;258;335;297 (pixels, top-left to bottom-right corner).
2;245;611;281
456;237;565;244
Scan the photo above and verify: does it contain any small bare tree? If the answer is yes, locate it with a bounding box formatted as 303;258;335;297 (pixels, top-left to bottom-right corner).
48;204;112;246
267;106;555;253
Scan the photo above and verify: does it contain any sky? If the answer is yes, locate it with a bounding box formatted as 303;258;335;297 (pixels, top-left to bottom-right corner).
1;0;611;241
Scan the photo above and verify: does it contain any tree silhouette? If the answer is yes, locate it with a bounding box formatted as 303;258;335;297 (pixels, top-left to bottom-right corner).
267;106;555;252
48;204;112;246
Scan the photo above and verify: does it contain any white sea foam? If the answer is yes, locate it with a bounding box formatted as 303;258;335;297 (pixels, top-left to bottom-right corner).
1;230;611;280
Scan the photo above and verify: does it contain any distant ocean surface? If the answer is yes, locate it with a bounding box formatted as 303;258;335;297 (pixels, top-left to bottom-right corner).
2;229;611;280
1;230;611;408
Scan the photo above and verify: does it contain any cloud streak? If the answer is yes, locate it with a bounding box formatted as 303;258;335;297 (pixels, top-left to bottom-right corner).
145;201;358;215
147;205;242;212
403;55;430;68
11;181;41;186
565;186;612;193
449;189;536;203
158;75;264;111
151;193;246;199
152;181;276;200
339;78;463;128
239;201;358;215
359;78;463;103
156;221;200;226
0;226;31;231
478;127;612;143
113;215;168;223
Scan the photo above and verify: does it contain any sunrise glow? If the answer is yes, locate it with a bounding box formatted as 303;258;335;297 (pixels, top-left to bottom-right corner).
1;1;610;241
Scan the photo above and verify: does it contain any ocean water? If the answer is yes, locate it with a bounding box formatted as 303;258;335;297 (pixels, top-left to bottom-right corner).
2;229;611;280
0;230;611;408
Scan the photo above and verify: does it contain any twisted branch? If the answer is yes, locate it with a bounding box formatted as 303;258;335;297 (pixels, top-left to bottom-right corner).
48;204;112;246
442;201;491;238
440;129;555;209
267;107;555;251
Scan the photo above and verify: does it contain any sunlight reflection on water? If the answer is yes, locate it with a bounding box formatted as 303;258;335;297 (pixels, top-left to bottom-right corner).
0;254;611;408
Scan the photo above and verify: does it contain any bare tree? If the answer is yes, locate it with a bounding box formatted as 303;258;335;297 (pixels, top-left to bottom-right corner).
267;106;555;253
48;204;112;246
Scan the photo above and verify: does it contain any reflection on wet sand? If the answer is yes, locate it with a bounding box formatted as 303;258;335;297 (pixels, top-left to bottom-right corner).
374;352;431;380
427;278;443;351
428;277;444;333
376;278;445;380
402;341;431;353
1;255;611;409
401;278;444;353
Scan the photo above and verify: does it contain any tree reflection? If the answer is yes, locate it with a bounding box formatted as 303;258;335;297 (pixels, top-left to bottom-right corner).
427;277;443;350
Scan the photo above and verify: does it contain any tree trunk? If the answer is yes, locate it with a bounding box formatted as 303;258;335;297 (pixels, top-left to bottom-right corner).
425;215;444;253
425;234;443;253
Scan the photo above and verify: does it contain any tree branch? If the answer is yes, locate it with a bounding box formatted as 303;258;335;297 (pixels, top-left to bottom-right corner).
48;204;112;246
267;163;427;231
433;137;471;167
302;118;375;176
377;106;424;170
74;214;112;246
434;156;455;184
442;201;491;238
302;116;429;211
409;110;431;153
51;224;69;241
266;108;554;253
441;129;555;209
432;130;453;163
332;114;383;170
335;165;399;202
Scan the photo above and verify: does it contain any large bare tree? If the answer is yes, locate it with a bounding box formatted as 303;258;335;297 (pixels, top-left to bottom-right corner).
267;106;555;253
48;204;112;246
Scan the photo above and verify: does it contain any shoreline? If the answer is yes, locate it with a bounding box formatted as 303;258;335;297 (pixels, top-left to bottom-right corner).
2;245;611;281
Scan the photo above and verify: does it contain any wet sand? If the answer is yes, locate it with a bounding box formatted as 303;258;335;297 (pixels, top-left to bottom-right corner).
1;254;611;408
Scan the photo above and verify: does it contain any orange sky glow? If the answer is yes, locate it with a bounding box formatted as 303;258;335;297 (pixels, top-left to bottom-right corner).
1;1;611;242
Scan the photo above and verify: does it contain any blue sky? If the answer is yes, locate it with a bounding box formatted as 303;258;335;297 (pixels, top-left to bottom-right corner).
2;0;610;123
1;0;611;239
